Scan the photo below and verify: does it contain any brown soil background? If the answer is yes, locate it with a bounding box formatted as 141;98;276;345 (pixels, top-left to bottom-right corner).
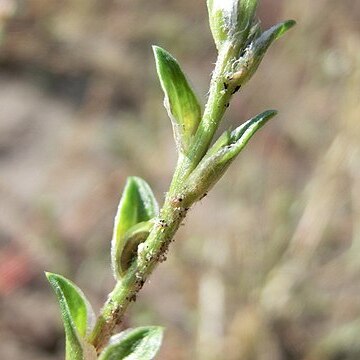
0;1;359;359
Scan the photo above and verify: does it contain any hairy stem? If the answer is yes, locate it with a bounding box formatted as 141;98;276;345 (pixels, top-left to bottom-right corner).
169;41;238;188
190;41;237;164
88;41;239;353
88;198;187;352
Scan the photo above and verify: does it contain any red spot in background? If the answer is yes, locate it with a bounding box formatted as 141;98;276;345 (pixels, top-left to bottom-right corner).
0;246;35;296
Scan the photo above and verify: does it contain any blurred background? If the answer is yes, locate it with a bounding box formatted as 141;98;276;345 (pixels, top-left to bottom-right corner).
0;0;359;359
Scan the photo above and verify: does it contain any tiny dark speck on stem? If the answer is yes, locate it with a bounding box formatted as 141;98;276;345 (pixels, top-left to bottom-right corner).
232;85;241;94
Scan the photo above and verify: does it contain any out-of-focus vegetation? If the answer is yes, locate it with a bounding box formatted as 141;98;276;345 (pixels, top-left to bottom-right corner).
0;0;359;359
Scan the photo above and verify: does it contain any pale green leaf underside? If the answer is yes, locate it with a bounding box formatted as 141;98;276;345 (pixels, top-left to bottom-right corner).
153;45;201;152
201;109;277;170
183;110;277;203
207;0;258;48
120;221;153;274
99;327;164;360
222;109;278;162
111;176;159;279
252;20;296;57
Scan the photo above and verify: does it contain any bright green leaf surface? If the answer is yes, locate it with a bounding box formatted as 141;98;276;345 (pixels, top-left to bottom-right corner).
99;327;164;360
111;177;159;279
46;272;95;360
153;46;201;153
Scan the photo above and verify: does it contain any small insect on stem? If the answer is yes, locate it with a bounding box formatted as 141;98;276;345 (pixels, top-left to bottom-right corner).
170;195;185;207
227;68;246;86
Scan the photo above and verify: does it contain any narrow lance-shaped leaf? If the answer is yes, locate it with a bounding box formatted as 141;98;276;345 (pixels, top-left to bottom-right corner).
46;272;96;360
227;20;296;87
249;19;296;62
222;110;278;162
111;176;159;279
153;46;201;153
98;326;164;360
183;110;277;204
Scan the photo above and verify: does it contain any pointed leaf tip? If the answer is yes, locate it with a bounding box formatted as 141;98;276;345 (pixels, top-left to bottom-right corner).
47;273;86;336
46;272;96;360
273;20;296;40
153;45;201;153
231;109;277;143
226;110;277;161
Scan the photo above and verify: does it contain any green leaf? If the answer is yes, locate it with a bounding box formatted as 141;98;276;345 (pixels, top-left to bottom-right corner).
183;110;277;204
98;326;164;360
227;20;296;87
207;0;228;48
237;0;258;44
202;129;232;161
153;46;201;153
252;20;296;56
111;177;159;279
120;221;153;274
222;110;278;162
46;272;96;360
207;0;258;49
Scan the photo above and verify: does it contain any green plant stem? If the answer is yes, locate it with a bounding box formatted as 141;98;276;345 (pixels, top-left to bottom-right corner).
190;42;236;165
88;41;239;353
168;41;238;190
88;199;186;352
